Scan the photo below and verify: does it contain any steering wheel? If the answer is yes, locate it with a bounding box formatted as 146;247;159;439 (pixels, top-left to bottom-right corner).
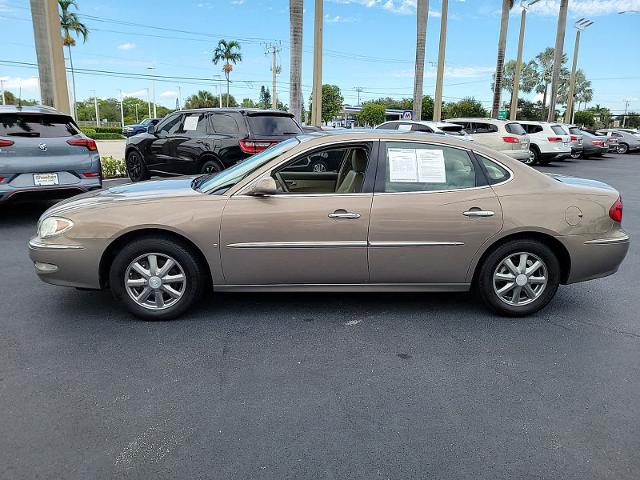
274;172;289;192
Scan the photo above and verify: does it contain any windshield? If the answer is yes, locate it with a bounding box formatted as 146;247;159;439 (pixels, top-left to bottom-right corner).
0;113;79;137
194;137;302;193
140;118;151;125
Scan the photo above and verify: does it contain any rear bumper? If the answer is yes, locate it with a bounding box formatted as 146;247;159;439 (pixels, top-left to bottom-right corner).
558;232;630;284
0;177;101;203
503;149;531;161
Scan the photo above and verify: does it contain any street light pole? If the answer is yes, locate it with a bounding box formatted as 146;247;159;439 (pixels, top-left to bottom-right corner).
565;18;593;124
547;0;568;122
311;0;323;126
91;90;99;127
433;0;448;122
146;88;151;119
0;79;5;105
177;85;182;109
147;66;157;118
510;1;540;120
119;89;125;129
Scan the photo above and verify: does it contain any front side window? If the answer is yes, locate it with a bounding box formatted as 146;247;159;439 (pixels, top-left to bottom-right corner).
156;114;183;136
0;113;79;138
382;142;476;193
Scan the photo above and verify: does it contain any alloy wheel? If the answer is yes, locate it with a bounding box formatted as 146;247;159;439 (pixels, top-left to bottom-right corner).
124;253;186;310
617;143;628;154
128;153;142;179
492;252;548;306
525;150;536;165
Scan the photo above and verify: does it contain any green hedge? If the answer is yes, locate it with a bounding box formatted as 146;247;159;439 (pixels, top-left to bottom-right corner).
94;126;124;134
100;156;127;178
80;127;96;137
93;132;124;140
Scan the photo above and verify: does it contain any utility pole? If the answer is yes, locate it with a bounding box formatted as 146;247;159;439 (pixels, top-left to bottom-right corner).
547;0;568;122
311;0;323;126
177;85;182;109
0;79;5;105
565;18;593;124
213;74;222;108
623;99;630;127
30;0;71;113
146;88;151;119
135;103;139;123
147;66;157;118
119;90;125;129
265;42;282;109
433;0;448;121
354;87;364;106
91;90;99;127
510;1;540;120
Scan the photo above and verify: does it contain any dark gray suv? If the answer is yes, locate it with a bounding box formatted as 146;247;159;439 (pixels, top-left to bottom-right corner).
0;105;102;203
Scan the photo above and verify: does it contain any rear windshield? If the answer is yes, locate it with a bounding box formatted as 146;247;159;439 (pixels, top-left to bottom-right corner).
505;123;526;135
551;125;567;135
0;113;79;138
439;125;465;135
246;115;302;136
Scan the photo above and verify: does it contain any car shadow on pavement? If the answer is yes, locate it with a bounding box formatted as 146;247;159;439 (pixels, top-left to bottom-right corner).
0;201;54;227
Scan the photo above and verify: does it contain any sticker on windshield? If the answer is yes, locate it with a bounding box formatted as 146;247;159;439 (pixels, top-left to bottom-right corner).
183;115;199;131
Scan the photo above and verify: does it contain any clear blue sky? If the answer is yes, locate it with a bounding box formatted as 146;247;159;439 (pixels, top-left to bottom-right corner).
1;0;638;114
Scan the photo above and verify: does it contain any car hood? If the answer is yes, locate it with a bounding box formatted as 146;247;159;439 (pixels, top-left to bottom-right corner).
546;174;616;191
44;177;201;217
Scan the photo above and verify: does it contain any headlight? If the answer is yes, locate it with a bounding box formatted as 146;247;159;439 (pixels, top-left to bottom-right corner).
39;217;74;239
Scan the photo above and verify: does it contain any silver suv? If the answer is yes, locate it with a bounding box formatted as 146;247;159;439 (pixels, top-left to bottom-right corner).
444;117;530;162
0;105;102;203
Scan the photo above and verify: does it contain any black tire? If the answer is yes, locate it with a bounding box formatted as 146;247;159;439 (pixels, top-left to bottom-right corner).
476;239;560;317
524;148;537;165
570;151;582;159
126;150;150;182
529;146;542;165
201;159;222;175
109;237;207;320
617;143;629;154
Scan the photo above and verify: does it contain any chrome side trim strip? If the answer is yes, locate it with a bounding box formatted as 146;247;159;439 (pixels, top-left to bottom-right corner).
369;241;464;247
215;283;471;293
29;239;84;250
584;236;630;245
227;241;367;249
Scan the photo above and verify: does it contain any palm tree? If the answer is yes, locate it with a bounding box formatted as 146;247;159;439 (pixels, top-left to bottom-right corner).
491;0;515;118
289;0;303;122
212;40;242;107
533;48;567;119
184;90;217;109
412;0;429;120
58;0;88;120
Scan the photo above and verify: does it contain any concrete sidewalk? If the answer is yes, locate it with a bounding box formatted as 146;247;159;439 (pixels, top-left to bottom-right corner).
96;140;126;160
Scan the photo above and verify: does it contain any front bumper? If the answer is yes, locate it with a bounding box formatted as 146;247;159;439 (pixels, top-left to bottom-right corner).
28;236;103;289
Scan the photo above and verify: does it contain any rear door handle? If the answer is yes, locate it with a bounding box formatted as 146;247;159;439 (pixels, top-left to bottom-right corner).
463;210;495;217
329;210;361;219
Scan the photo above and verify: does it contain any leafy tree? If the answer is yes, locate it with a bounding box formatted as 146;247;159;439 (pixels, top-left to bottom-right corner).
321;84;343;123
443;97;487;118
259;86;272;109
492;59;538;96
58;0;88;117
185;90;217;109
587;105;612;128
574;110;595;128
212;39;242;107
504;98;544;121
573;70;593;111
421;95;434;120
357;103;386;126
532;47;568;118
1;90;37;106
220;93;238;107
626;113;640;129
241;98;256;108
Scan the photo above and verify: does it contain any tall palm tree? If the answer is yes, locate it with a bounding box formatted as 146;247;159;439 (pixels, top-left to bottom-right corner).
58;0;88;120
212;40;242;107
533;48;567;120
491;0;515;118
412;0;429;120
184;90;217;109
289;0;303;122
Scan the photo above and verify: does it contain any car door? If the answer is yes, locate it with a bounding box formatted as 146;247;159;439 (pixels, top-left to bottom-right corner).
219;142;378;285
210;112;246;166
167;112;211;174
148;113;184;173
368;140;503;285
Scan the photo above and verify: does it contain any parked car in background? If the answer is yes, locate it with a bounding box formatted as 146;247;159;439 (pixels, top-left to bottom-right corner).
123;118;161;137
30;131;629;320
125;108;303;181
596;129;640;154
518;121;571;165
568;127;609;158
584;129;617;152
375;120;474;141
0;105;102;203
444;118;530;163
561;124;584;159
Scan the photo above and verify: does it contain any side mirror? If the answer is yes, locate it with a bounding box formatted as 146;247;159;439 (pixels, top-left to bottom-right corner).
147;125;157;135
248;177;278;197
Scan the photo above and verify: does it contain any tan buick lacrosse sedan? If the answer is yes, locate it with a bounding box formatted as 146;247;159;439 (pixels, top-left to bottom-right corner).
29;131;629;320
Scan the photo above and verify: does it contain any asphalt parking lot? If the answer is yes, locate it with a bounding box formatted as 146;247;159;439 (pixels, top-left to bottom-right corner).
1;153;639;479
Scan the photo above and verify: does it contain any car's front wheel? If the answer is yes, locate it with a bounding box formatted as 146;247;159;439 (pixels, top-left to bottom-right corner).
476;240;560;316
617;143;629;154
126;150;149;182
570;150;582;159
109;237;207;320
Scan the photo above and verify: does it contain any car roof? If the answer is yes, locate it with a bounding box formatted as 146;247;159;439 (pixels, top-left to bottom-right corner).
0;104;67;115
383;120;464;128
176;107;294;117
444;117;514;124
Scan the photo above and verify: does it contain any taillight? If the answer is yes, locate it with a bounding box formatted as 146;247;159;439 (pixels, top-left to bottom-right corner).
592;140;604;146
67;138;98;151
547;136;562;142
570;135;577;141
82;172;100;178
609;195;623;223
0;138;14;147
502;136;520;144
239;139;276;154
0;176;4;183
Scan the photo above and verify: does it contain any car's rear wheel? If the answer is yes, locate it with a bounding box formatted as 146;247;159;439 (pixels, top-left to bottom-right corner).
126;150;149;182
570;150;582;159
526;147;539;165
617;143;629;154
201;159;222;175
476;240;560;316
109;237;207;320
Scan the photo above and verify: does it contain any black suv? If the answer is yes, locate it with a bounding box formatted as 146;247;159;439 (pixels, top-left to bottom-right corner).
125;108;303;181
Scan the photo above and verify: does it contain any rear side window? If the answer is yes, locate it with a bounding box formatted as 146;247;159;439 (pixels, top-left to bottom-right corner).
473;123;498;134
478;154;511;184
506;123;526;135
551;125;567;135
246;115;301;136
211;113;241;134
411;124;433;133
382;142;476;193
439;125;464;135
0;113;79;137
376;122;398;130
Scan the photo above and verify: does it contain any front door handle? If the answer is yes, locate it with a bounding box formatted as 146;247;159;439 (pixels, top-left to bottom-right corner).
463;210;495;217
329;209;361;219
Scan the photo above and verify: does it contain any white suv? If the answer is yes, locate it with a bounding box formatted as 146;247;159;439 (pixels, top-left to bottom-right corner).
444;118;530;162
518;121;571;165
375;120;474;141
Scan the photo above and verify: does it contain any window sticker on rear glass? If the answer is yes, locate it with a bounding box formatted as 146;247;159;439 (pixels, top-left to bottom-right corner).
397;124;412;131
183;115;199;131
387;148;447;183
